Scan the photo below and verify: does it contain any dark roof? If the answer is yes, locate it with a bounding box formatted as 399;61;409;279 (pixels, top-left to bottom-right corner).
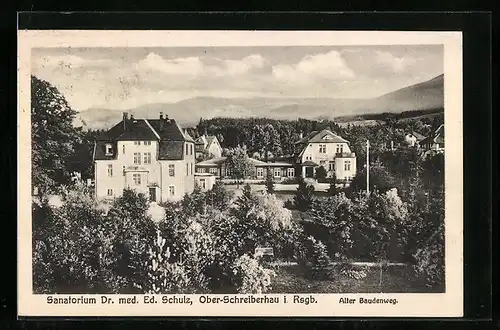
419;125;444;146
99;119;158;141
147;119;187;141
94;141;116;160
158;141;185;160
295;129;348;144
94;117;193;161
295;131;318;144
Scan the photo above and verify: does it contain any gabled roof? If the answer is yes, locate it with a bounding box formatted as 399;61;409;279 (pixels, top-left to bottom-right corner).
408;131;426;140
295;129;348;144
419;125;444;146
206;135;217;146
94;116;193;161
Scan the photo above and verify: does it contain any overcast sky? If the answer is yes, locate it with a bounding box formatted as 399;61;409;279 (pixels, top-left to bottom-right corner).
32;45;443;111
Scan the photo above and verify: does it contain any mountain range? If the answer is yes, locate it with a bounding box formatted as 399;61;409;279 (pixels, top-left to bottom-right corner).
75;74;444;129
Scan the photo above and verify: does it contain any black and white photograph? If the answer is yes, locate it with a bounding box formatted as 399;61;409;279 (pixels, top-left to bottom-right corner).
18;30;463;317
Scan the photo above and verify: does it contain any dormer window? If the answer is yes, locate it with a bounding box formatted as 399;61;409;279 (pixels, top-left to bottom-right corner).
105;144;113;156
323;135;332;140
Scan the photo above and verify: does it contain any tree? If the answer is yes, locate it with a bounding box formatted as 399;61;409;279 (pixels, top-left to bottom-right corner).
205;181;233;211
315;166;328;183
347;160;396;196
225;145;253;186
294;176;315;211
105;188;156;293
181;184;207;217
265;169;275;194
31;76;82;198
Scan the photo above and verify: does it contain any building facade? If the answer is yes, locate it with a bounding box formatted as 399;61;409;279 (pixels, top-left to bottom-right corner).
294;129;357;181
93;112;196;202
195;129;356;182
420;124;444;158
195;135;223;160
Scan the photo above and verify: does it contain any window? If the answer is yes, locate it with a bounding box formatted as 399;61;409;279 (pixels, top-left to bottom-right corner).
200;178;206;190
107;189;113;196
209;167;217;175
134;141;140;146
186;163;189;176
320;160;326;166
122;144;125;155
169;185;175;196
191;163;193;175
274;168;281;177
339;144;344;154
185;144;188;155
107;164;113;177
329;162;335;171
190;144;193;155
287;168;295;177
256;167;264;177
105;144;113;155
169;164;175;177
144;141;151;146
344;160;351;171
133;152;141;164
143;152;152;164
122;166;125;176
133;173;141;185
319;144;326;153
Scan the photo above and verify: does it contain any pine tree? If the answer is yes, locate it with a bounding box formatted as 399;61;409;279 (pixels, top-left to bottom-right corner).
265;169;275;194
294;176;315;211
310;238;331;279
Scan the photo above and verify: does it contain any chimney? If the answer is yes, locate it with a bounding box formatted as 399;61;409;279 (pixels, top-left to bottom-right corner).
165;114;169;122
159;112;164;120
123;112;129;131
130;114;135;121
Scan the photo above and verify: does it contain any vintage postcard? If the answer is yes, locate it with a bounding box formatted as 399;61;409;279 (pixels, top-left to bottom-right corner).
17;30;463;317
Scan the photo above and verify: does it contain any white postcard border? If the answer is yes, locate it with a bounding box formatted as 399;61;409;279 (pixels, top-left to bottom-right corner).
17;30;463;317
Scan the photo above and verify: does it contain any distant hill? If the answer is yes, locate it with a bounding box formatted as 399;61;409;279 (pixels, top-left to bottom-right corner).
75;74;444;129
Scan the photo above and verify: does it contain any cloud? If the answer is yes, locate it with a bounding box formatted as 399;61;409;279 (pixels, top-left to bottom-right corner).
31;47;442;111
373;51;419;74
272;51;355;82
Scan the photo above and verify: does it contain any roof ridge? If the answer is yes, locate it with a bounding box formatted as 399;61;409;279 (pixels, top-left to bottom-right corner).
143;119;161;140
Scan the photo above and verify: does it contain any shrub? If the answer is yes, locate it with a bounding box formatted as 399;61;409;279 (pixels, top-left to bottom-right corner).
315;166;328;183
413;223;445;288
231;254;276;294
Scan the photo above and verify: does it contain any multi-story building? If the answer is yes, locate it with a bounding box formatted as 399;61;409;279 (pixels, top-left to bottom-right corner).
195;134;223;160
195;128;356;182
93;112;196;202
420;124;444;158
294;129;357;181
